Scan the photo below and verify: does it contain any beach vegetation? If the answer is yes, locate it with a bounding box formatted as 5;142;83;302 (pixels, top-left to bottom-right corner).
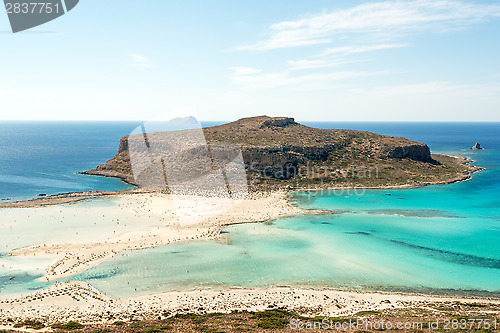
253;308;293;329
25;321;45;330
194;326;226;333
2;307;499;333
174;313;199;320
11;319;45;330
252;308;293;319
255;316;288;329
465;302;488;308
159;325;173;330
130;322;145;328
173;312;205;323
356;310;381;316
51;321;85;330
142;325;173;333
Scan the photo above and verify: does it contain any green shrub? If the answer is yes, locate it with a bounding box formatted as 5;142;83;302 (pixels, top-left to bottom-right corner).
142;325;172;333
256;317;288;329
194;326;225;333
143;328;163;333
356;310;381;316
159;325;173;330
253;308;293;319
51;321;85;330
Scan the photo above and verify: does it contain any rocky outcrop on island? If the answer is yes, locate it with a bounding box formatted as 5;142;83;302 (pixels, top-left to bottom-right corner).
81;136;136;184
471;143;483;150
84;116;481;190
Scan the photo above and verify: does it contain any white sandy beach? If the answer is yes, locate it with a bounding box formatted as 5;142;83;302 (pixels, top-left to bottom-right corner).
4;191;304;281
1;281;499;325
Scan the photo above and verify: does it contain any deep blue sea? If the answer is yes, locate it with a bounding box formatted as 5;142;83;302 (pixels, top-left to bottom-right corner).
0;122;140;201
0;121;230;201
0;122;499;298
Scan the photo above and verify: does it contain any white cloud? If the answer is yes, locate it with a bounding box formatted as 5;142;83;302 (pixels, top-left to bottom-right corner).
287;59;366;71
284;43;409;72
229;67;385;90
228;67;262;75
351;81;500;100
127;53;152;68
349;81;459;98
236;0;500;51
319;43;411;57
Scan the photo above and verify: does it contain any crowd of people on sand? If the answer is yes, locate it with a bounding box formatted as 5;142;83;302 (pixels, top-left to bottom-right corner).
47;251;113;277
44;223;224;279
0;281;455;325
0;282;108;305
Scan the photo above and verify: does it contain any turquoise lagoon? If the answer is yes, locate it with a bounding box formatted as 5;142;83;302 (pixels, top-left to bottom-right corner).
74;186;500;298
1;122;499;299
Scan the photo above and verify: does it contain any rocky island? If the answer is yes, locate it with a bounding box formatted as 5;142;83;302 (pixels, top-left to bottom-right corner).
84;116;480;191
471;142;483;150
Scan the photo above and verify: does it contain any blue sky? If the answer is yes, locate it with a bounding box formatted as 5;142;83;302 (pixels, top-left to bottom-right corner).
0;0;499;121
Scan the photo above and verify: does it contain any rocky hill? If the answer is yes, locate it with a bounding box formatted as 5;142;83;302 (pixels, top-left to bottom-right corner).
83;116;480;190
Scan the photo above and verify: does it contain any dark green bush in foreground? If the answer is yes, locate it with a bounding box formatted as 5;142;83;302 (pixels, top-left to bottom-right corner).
256;316;289;329
253;308;293;329
51;320;85;330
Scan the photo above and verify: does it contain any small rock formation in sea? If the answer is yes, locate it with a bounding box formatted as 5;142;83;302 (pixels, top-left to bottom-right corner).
471;143;483;150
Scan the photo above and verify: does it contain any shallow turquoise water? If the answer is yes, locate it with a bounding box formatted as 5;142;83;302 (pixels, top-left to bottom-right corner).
1;122;499;299
71;209;500;298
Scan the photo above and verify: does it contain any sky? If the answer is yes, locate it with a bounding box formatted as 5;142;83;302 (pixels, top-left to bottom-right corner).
0;0;499;121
